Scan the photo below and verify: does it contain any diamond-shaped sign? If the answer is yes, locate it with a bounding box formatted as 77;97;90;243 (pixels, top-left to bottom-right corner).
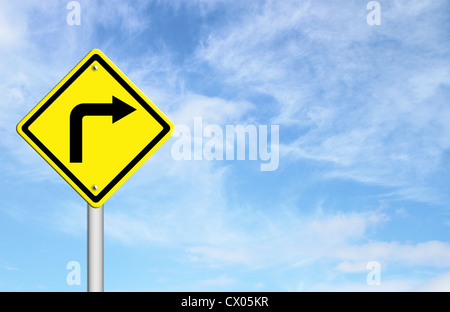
17;49;174;207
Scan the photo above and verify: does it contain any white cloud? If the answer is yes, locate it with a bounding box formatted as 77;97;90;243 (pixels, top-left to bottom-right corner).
184;209;387;267
197;0;450;204
78;185;450;275
90;0;151;33
254;282;265;289
199;274;234;287
417;271;450;292
0;0;27;49
309;279;420;292
103;160;236;247
335;241;450;268
1;0;449;292
183;207;450;277
52;201;86;236
310;271;450;292
1;264;20;271
171;94;254;126
306;211;388;244
105;211;168;245
334;261;368;273
187;246;253;266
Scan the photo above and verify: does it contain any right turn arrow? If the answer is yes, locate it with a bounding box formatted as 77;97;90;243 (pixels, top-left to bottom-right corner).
70;96;136;163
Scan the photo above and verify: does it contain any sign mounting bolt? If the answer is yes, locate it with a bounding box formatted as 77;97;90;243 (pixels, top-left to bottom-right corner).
93;65;98;70
93;185;98;190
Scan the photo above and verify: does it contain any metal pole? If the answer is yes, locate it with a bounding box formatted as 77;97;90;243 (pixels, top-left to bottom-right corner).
88;203;104;292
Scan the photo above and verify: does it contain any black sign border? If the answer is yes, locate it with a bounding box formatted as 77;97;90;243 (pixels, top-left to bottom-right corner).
21;53;171;204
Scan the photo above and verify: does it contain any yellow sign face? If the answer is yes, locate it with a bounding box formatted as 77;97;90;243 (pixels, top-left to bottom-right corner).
17;49;174;208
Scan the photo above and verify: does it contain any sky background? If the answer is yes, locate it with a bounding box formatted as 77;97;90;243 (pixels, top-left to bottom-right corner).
1;0;450;291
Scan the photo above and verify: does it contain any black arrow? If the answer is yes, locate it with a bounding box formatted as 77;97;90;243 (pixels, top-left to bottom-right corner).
70;96;136;163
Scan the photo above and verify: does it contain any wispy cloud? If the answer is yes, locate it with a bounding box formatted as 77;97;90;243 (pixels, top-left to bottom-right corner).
197;0;450;204
417;271;450;292
334;261;368;273
1;0;449;292
0;0;27;50
309;270;450;292
1;264;20;271
198;273;234;287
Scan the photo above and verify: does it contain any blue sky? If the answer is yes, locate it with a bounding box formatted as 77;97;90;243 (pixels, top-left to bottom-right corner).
1;0;450;291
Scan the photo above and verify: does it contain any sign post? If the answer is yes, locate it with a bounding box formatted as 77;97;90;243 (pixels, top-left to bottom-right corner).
88;204;104;292
16;49;174;291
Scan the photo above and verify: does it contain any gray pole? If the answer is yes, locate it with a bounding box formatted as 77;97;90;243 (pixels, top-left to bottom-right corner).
88;203;104;292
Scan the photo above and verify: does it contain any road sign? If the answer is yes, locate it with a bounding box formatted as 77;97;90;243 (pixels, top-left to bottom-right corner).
17;49;174;208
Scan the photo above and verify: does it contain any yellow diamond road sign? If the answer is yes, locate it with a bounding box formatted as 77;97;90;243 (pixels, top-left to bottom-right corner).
17;49;174;208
